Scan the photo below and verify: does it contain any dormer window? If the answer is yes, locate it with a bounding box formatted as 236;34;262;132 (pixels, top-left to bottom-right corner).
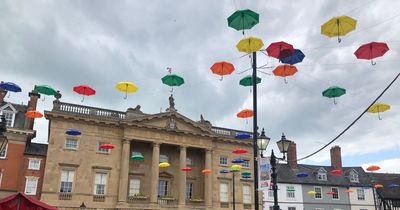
0;104;17;128
349;170;359;183
317;168;327;181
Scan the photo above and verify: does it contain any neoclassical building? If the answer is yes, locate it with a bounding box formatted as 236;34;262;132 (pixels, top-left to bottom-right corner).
41;96;257;210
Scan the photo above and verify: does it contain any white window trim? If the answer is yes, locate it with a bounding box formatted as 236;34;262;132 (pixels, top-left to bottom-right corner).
357;188;365;200
242;184;252;204
59;169;75;193
219;156;228;166
0;104;17;127
314;186;323;200
28;158;41;170
220;182;229;202
331;187;340;200
129;178;141;196
93;172;108;195
349;170;359;183
286;185;296;199
0;143;8;159
242;160;250;168
65;138;78;150
24;176;39;195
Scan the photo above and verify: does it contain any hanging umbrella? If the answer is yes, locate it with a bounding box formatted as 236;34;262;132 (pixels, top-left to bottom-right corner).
232;157;245;164
202;169;212;174
354;42;389;65
116;81;138;99
181;166;192;172
230;168;241;173
367;103;390;120
266;41;295;60
345;189;353;193
35;85;57;101
131;152;144;160
326;191;336;195
237;109;254;118
242;175;251;179
233;148;248;154
307;191;317;195
366;165;381;172
0;81;22;98
374;184;384;189
296;172;309;178
99;143;114;149
25;110;43;119
242;172;251;176
281;49;305;65
321;16;357;43
272;65;298;84
231;164;243;170
235;132;251;140
65;128;81;136
210;61;235;81
220;169;230;174
159;162;170;168
330;169;343;176
162;74;184;93
227;9;259;35
236;37;264;53
388;184;400;188
322;86;346;105
239;75;262;87
73;85;96;102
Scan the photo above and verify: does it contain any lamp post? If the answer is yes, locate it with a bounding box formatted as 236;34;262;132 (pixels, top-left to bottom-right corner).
79;202;86;210
0;115;8;155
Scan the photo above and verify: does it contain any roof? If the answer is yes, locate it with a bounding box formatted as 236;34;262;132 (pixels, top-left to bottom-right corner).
367;173;400;200
24;142;48;156
0;101;28;129
276;163;371;187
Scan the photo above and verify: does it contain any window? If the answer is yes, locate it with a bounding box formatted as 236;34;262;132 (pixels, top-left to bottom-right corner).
219;156;228;166
314;187;322;199
158;180;169;197
317;172;327;181
242;160;250;168
186;157;193;166
97;142;110;153
220;183;229;202
357;188;365;200
65;139;78;150
332;187;339;200
268;189;274;197
243;185;251;204
60;170;74;193
24;177;38;195
94;172;107;195
186;182;193;199
286;186;295;198
159;154;168;163
0;143;7;158
2;110;15;127
288;207;296;210
28;159;41;170
129;179;140;196
350;171;359;183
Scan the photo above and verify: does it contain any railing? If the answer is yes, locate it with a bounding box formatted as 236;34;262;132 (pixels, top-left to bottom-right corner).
58;192;72;200
244;204;252;209
211;126;253;139
127;195;148;204
53;101;126;120
157;197;178;206
93;195;105;202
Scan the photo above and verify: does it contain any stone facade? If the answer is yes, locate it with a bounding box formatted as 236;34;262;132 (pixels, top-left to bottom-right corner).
41;100;257;210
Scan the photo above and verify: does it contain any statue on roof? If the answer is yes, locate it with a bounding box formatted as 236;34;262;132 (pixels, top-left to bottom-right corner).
166;94;176;112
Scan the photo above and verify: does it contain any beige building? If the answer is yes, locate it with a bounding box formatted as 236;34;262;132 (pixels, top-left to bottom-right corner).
41;96;258;210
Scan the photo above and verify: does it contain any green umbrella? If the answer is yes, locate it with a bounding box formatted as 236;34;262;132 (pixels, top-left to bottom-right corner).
242;171;251;176
162;74;184;92
322;86;346;104
230;168;240;173
131;152;144;160
239;75;261;86
228;9;259;35
35;85;57;101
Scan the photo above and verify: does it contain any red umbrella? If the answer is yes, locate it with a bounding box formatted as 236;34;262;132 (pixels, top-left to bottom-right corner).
266;41;294;60
233;148;247;154
272;65;298;84
210;61;235;81
330;169;342;176
374;184;384;189
25;110;43;119
73;84;96;102
237;109;254;118
366;165;380;172
326;191;336;195
181;167;192;172
354;42;389;65
100;143;114;149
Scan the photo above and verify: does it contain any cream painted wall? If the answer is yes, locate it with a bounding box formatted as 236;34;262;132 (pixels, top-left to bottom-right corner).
349;187;375;210
264;183;304;210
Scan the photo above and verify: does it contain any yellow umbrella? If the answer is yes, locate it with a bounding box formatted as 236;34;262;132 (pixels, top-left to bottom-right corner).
321;16;357;43
307;191;316;195
236;37;264;53
159;162;170;168
116;81;138;99
367;103;391;120
231;164;243;170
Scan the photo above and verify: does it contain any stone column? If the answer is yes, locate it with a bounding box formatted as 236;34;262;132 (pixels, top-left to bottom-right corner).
150;142;160;203
178;146;187;205
204;149;212;207
118;139;131;203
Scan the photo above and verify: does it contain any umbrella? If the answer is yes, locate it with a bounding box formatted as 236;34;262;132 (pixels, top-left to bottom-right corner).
73;85;96;102
242;172;251;176
307;191;317;195
232;157;245;164
374;184;384;189
242;175;251;179
330;169;342;176
116;81;138;99
227;9;259;35
272;65;298;84
367;103;390;120
181;167;192;172
281;49;305;65
235;132;251;140
65;128;81;136
237;109;253;118
296;172;309;178
388;184;400;188
99;143;114;149
202;169;212;174
239;75;262;87
162;74;184;93
231;164;243;170
322;86;346;104
159;162;170;168
354;42;389;65
233;148;247;154
210;61;235;81
326;191;336;195
25;110;43;119
345;189;353;193
0;81;22;98
366;165;381;172
321;16;357;43
236;37;264;53
131;152;144;160
220;169;230;174
230;168;241;173
266;41;294;60
35;85;56;101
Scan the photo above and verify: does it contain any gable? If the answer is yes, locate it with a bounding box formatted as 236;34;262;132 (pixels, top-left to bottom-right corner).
318;167;327;173
0;103;17;113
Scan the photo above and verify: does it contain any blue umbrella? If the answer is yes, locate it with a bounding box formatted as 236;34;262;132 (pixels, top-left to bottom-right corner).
220;169;230;174
65;128;81;136
388;184;399;188
281;49;305;65
0;82;22;93
232;157;245;164
296;172;309;178
235;132;251;139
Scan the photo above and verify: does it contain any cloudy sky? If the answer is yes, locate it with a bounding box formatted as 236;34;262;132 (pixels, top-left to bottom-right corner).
1;0;399;173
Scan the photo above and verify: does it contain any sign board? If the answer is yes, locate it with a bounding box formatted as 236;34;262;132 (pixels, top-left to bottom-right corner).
259;157;271;190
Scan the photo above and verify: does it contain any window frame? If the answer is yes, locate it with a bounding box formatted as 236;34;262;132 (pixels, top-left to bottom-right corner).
28;159;41;170
186;157;193;166
0;143;8;159
94;172;108;195
220;182;229;202
314;186;323;199
1;108;16;128
59;169;75;193
186;182;193;199
331;187;339;200
159;154;168;163
65;139;78;150
286;185;295;199
242;160;250;168
24;176;39;195
242;184;251;204
357;188;365;200
97;141;110;154
219;156;228;166
349;170;359;183
158;179;170;197
129;178;141;196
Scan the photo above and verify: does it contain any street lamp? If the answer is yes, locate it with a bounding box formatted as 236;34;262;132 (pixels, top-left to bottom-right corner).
0;115;8;155
79;202;86;210
257;128;270;157
276;133;291;159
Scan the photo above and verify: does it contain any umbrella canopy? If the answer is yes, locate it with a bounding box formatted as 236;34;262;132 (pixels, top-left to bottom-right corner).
296;172;309;178
231;164;243;170
281;49;305;65
35;85;57;96
73;84;96;102
162;74;184;92
367;103;391;120
233;148;247;154
220;169;230;174
202;169;212;174
0;81;22;93
227;9;259;35
345;189;353;193
239;75;262;87
25;111;43;119
354;42;389;65
235;132;251;139
326;191;337;195
272;65;298;84
236;37;264;53
322;86;346;104
237;109;254;118
307;191;317;195
116;81;138;99
321;16;357;43
330;169;343;176
99;143;114;149
242;175;251;179
366;165;381;172
159;162;170;168
65;128;81;136
131;152;144;160
242;172;251;176
230;168;241;173
232;157;245;164
181;167;192;172
388;184;400;188
374;184;384;189
0;192;58;210
266;41;294;60
210;61;235;80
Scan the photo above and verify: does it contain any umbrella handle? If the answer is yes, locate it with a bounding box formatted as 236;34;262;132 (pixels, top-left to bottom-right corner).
337;36;341;43
81;96;85;102
378;111;382;120
333;98;337;105
170;86;174;93
7;92;10;98
42;95;46;101
219;76;223;81
371;60;376;66
284;77;288;84
123;91;128;99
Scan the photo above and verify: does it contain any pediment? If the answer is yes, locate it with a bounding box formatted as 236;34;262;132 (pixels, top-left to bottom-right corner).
0;103;17;112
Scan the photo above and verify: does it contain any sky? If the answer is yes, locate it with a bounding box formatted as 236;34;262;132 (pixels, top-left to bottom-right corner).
1;0;399;173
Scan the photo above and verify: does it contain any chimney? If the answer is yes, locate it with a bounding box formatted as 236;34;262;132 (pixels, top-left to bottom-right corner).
24;89;40;130
330;145;342;170
287;141;297;169
0;88;7;104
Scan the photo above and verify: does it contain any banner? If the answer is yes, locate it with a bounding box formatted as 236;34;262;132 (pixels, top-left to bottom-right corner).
259;157;271;190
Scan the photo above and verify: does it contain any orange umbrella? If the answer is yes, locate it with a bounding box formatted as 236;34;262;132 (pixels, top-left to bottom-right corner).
374;184;384;189
202;169;212;174
345;189;353;193
366;165;380;172
237;109;253;124
25;110;43;119
210;61;235;80
272;64;298;84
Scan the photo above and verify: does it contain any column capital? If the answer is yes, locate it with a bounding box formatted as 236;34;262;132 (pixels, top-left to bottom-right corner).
205;148;213;153
153;142;160;147
180;145;188;149
122;139;131;144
